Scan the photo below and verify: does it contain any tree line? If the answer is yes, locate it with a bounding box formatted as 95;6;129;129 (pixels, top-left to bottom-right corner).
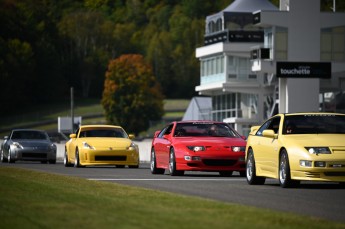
0;0;343;116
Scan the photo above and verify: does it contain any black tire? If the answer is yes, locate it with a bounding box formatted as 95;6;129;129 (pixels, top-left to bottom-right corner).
219;171;233;177
279;150;300;188
74;149;81;168
169;148;184;176
150;148;164;174
246;149;265;185
1;150;7;163
64;149;73;167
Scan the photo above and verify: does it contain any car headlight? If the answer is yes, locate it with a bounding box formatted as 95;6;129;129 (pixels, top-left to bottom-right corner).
11;142;23;149
231;146;246;152
187;146;205;152
127;142;138;151
50;144;57;150
305;147;331;155
83;142;95;149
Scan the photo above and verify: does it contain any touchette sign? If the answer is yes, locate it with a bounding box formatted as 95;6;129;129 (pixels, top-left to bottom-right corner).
276;62;331;78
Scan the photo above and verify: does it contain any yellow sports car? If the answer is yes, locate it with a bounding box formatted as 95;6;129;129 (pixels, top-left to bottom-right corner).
64;125;139;168
245;112;345;188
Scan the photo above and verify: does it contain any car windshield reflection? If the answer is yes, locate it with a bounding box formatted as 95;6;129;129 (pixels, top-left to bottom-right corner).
283;114;345;134
79;129;127;138
174;123;239;137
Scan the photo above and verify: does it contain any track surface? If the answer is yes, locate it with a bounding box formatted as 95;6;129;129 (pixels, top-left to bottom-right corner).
1;162;344;223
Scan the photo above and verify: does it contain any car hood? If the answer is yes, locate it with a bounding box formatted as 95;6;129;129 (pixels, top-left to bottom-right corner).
283;134;345;147
14;140;52;147
81;138;132;148
173;137;246;146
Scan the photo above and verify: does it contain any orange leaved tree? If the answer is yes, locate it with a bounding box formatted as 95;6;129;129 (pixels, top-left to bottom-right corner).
102;54;164;135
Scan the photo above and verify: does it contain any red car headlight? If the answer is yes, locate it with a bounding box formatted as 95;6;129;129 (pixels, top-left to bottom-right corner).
187;146;205;152
231;146;245;152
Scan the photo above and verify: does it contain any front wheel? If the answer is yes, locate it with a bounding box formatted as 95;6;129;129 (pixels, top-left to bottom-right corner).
279;150;299;188
246;149;265;185
1;150;7;163
8;150;15;163
74;149;82;168
64;149;72;167
150;149;164;174
169;148;184;176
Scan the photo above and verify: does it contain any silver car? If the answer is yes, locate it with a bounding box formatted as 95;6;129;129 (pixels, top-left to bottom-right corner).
1;129;57;164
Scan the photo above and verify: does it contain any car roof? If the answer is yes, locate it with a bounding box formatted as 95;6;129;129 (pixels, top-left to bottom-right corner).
275;112;345;117
12;129;46;132
79;125;123;129
172;120;227;124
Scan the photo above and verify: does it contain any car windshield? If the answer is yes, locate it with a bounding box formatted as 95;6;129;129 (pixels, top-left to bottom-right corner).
11;131;48;140
174;122;239;137
79;128;127;138
283;114;345;134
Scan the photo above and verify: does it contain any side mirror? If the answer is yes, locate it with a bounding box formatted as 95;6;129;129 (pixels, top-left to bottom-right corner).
262;129;277;139
69;134;77;139
128;134;135;139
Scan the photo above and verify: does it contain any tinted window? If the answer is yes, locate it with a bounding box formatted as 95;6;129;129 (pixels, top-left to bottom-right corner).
174;122;240;137
11;131;48;140
256;117;281;136
283;114;345;134
158;124;173;138
79;129;127;138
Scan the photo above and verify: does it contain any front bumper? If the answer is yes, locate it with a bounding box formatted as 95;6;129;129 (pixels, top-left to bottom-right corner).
79;148;139;166
12;148;56;161
177;154;245;172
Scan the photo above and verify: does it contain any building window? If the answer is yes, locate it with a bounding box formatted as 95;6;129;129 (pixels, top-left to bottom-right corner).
211;93;258;121
200;56;224;77
321;26;345;61
275;27;288;60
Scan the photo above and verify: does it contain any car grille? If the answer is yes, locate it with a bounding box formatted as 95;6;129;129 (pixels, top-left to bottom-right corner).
22;153;47;158
202;159;237;166
95;156;126;161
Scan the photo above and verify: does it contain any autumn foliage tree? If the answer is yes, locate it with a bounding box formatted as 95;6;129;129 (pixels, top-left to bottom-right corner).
102;54;164;135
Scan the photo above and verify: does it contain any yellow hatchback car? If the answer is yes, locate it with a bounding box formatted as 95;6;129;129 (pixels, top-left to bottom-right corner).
246;112;345;188
64;125;139;168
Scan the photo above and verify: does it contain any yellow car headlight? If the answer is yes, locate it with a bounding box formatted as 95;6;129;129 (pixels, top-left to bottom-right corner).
127;142;138;151
83;142;95;149
305;147;331;155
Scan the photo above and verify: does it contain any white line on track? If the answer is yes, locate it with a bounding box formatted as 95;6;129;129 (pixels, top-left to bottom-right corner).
88;178;244;181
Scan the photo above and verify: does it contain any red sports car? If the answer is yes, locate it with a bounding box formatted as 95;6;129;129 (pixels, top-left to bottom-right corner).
150;121;246;176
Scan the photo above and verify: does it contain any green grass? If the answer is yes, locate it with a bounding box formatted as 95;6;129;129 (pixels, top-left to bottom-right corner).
0;167;344;229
